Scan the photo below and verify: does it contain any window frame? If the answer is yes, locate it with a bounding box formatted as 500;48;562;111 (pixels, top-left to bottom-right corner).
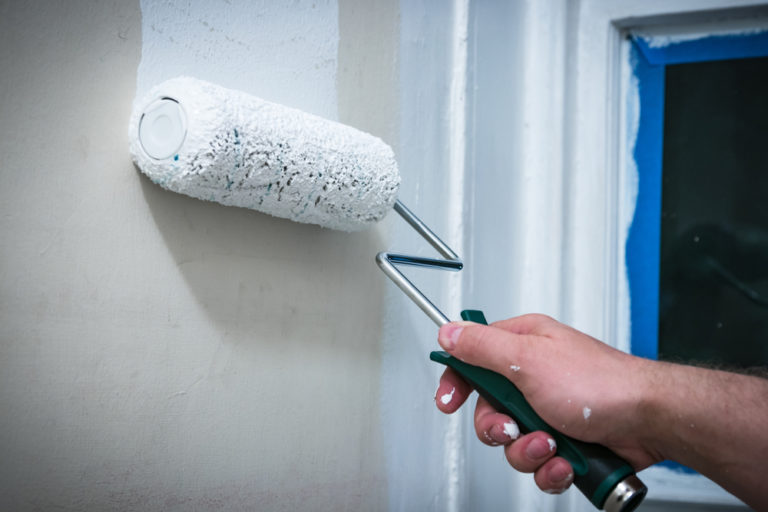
618;20;768;508
461;1;768;509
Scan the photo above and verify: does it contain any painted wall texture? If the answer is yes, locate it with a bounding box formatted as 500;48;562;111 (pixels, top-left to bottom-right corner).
0;1;404;509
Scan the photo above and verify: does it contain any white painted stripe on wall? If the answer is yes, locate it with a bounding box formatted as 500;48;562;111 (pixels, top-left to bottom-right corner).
136;0;340;120
444;1;470;511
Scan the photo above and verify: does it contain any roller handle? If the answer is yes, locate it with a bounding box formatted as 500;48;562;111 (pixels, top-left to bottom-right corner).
430;310;647;512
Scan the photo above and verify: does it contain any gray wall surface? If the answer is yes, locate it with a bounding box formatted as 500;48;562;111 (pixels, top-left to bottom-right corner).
0;1;391;510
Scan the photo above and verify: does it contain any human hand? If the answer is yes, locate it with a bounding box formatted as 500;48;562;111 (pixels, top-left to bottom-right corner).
434;314;662;494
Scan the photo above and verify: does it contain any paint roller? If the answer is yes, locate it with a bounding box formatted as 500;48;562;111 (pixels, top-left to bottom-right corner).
129;76;647;512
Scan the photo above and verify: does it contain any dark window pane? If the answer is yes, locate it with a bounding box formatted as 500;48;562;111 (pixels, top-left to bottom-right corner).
659;56;768;369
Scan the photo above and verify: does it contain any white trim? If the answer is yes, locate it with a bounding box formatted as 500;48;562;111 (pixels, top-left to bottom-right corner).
639;466;746;506
444;2;470;511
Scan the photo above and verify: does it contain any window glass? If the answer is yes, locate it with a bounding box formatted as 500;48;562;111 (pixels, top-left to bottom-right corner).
659;56;768;369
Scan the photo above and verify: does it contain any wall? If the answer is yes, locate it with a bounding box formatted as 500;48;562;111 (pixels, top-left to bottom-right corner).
0;1;399;509
5;1;758;511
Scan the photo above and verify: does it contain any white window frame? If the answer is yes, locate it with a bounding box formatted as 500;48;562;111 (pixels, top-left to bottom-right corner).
460;1;767;510
575;0;767;507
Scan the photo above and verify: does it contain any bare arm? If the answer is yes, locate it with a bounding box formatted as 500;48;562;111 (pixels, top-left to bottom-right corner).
644;361;768;510
433;314;768;510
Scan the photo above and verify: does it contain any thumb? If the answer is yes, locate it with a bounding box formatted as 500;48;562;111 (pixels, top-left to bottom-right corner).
438;321;533;379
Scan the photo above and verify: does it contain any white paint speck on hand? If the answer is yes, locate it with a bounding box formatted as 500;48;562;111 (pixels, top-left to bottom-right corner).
509;365;521;372
547;438;556;452
503;422;520;440
583;406;592;420
440;387;456;405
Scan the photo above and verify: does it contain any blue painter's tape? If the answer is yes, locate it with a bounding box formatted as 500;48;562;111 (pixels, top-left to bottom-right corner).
627;41;663;361
628;44;693;474
633;31;768;66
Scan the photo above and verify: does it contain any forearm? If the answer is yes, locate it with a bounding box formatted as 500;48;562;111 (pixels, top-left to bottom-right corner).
643;361;768;510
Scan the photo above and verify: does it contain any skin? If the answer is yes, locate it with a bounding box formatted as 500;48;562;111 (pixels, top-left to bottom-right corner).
434;314;768;510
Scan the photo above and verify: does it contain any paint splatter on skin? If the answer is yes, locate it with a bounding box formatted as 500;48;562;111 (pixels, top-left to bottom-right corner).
440;387;456;405
503;422;520;440
583;406;592;420
509;365;521;372
547;438;557;452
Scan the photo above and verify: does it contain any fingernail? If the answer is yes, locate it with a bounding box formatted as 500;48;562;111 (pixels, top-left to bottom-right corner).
438;323;463;351
547;438;557;452
550;466;573;485
526;437;555;459
488;424;506;443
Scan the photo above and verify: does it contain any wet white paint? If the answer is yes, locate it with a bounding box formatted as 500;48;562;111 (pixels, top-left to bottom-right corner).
637;22;768;49
503;422;520;440
137;0;340;120
130;1;389;509
440;387;456;405
130;77;399;231
510;364;521;372
381;1;476;509
583;406;592;420
547;438;557;452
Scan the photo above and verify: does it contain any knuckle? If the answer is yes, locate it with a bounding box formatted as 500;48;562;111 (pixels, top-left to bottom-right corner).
457;324;491;354
519;313;544;322
521;313;554;325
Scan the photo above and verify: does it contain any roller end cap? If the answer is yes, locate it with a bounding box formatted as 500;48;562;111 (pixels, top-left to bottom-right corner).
138;98;186;160
602;475;647;512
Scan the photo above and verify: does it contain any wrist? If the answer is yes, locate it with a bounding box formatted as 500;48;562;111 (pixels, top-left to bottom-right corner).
628;357;671;464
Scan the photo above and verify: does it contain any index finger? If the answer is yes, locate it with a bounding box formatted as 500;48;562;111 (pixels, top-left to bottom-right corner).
438;322;535;380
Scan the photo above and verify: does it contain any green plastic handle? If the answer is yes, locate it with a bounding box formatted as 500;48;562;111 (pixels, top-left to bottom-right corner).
430;309;636;509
